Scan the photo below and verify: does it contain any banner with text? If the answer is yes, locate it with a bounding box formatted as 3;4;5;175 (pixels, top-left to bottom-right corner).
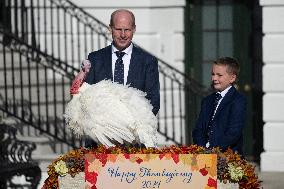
85;153;217;189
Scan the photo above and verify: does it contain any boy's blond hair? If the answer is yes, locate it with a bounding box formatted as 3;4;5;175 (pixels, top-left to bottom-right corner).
214;57;240;78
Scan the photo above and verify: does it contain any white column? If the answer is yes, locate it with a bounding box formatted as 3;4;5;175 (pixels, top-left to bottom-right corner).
260;0;284;172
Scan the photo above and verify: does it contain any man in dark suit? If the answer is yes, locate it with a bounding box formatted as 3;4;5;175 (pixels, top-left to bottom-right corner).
192;57;246;155
84;9;160;147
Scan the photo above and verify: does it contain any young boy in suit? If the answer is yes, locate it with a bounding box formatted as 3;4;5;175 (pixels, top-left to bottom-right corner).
192;57;247;155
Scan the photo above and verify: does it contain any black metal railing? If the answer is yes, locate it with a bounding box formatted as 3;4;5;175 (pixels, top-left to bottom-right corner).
0;0;207;146
0;123;41;188
0;31;82;152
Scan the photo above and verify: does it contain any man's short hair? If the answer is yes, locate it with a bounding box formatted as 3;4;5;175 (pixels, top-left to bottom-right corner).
214;57;240;77
109;9;136;27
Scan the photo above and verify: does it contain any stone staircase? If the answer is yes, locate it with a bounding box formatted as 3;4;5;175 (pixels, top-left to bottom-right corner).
0;43;78;187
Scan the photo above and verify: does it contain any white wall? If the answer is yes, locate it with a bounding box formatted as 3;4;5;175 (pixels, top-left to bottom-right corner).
260;0;284;172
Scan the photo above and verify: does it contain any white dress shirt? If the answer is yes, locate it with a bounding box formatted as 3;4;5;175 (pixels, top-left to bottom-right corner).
213;85;232;116
112;43;133;85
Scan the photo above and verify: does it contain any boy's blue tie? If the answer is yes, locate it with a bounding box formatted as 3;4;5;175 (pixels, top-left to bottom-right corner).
114;51;125;84
206;92;222;146
211;92;222;119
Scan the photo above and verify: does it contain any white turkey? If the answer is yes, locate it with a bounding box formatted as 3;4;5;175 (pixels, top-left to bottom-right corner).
64;60;158;148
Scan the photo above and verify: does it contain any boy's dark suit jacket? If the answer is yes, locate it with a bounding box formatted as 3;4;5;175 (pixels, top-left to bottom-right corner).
192;86;246;154
85;44;160;115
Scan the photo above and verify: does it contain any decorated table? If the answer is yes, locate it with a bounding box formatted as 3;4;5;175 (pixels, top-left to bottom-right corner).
42;145;261;189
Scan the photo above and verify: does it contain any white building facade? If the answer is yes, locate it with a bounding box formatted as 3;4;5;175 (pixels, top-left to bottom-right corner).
261;0;284;172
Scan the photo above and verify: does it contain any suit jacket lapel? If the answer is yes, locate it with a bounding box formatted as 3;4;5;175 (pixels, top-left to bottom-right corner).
127;45;140;85
104;46;113;80
205;94;216;126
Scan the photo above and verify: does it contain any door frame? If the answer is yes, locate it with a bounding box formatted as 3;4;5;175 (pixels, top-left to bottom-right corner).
185;0;263;160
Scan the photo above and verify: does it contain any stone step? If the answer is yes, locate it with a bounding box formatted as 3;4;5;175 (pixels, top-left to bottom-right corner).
0;79;71;99
18;133;76;152
0;48;79;70
2;116;80;153
0;70;72;87
16;135;50;143
17;135;55;155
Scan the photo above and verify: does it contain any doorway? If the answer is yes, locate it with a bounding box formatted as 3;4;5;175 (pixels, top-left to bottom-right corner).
185;0;263;160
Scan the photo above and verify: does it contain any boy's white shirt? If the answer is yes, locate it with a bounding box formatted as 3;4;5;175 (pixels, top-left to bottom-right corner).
214;85;232;115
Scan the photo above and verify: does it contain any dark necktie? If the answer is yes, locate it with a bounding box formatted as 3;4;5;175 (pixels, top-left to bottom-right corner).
207;92;222;142
114;51;125;84
211;92;222;119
